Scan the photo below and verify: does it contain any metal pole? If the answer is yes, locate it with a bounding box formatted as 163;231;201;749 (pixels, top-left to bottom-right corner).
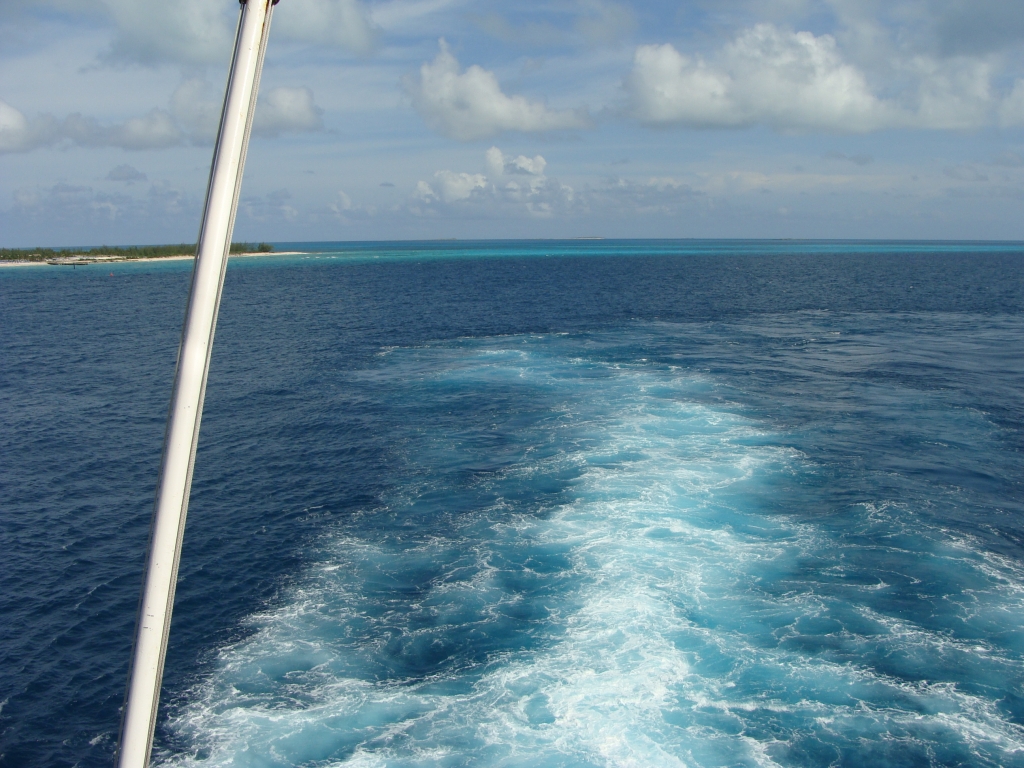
116;1;276;765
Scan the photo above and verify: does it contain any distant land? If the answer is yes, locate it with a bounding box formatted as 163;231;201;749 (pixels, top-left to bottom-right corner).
0;242;273;265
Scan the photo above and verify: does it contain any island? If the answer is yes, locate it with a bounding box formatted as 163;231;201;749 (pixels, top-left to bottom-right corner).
0;242;275;265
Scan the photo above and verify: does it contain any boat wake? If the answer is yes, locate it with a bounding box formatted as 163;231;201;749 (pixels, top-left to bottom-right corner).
163;334;1024;767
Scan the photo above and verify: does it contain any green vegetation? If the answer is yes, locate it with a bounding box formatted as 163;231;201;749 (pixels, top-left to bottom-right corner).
0;242;274;262
232;242;275;254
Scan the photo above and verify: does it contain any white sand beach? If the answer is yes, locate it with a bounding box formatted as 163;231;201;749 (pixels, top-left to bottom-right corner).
0;251;307;268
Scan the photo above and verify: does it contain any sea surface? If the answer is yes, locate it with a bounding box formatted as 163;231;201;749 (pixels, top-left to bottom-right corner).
2;240;1024;767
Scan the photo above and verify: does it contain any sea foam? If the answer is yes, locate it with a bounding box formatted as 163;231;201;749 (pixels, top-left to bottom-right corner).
163;335;1024;767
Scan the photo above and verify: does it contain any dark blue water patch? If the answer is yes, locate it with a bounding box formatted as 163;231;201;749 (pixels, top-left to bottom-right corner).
1;241;1023;767
244;241;1024;326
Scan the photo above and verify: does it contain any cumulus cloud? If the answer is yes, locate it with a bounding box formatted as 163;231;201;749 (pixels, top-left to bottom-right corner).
416;171;489;203
325;188;376;222
627;25;893;132
0;99;36;152
413;146;575;217
625;22;1024;133
405;40;591;141
485;146;547;177
334;190;353;210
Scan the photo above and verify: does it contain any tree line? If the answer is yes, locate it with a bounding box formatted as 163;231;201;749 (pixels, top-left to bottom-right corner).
0;242;274;262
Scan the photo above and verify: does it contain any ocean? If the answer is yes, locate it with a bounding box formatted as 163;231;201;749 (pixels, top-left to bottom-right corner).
1;240;1023;767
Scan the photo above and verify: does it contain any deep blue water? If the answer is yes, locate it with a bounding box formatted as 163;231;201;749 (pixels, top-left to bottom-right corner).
2;240;1024;767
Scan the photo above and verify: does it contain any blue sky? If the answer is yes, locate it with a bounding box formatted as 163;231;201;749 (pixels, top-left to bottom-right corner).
1;0;1023;246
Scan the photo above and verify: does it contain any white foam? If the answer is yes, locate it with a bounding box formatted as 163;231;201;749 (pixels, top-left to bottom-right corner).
163;340;1024;767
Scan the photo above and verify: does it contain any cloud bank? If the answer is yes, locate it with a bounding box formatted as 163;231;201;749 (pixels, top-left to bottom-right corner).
0;99;183;152
626;23;1023;133
91;0;376;66
627;25;892;132
0;83;324;154
405;40;591;141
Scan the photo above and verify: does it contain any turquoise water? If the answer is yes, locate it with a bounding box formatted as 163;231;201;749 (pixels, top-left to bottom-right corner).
2;241;1023;767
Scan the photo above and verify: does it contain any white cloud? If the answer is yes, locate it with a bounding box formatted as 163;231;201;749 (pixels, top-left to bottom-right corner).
627;25;892;132
107;109;183;149
413;180;437;202
0;99;183;152
331;190;352;212
0;79;323;154
273;0;378;54
0;99;34;152
58;108;183;150
432;170;489;202
326;188;377;221
414;169;490;205
485;146;505;179
485;146;548;176
413;147;575;216
254;87;324;136
405;40;591;141
510;154;547;175
170;79;324;142
626;22;1024;133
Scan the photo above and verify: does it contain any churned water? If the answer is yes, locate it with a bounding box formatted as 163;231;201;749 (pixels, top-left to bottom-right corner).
1;241;1023;767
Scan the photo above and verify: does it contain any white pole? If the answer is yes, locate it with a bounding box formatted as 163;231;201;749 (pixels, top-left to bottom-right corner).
116;2;276;766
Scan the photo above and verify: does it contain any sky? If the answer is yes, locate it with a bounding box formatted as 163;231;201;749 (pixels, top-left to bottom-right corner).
1;0;1023;246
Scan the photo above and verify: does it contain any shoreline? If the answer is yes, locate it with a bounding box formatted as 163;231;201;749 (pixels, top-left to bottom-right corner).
0;251;307;268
